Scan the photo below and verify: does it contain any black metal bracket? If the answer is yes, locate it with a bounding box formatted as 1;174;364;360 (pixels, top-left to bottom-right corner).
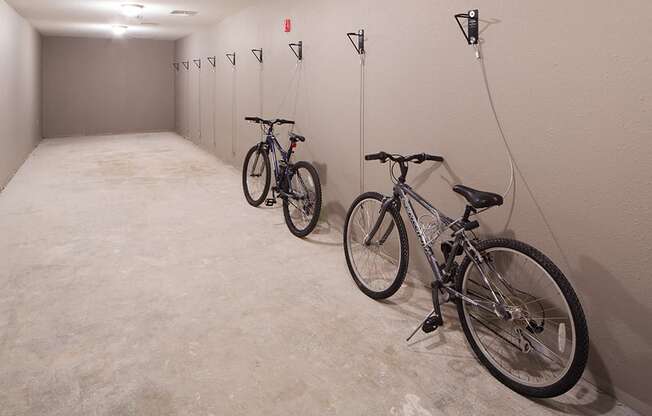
182;61;189;70
193;59;201;69
454;9;479;45
251;49;263;63
347;29;365;55
226;53;236;66
207;56;216;67
173;63;179;71
289;41;303;61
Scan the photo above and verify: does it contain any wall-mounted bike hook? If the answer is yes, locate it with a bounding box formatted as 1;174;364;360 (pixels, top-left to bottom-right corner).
207;56;216;67
226;53;236;66
347;29;365;55
251;49;263;63
289;41;303;61
193;59;202;69
173;63;180;71
182;61;189;70
454;9;479;45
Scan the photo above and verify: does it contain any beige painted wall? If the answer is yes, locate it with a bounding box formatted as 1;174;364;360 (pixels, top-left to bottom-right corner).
175;0;652;413
42;37;175;138
0;0;41;190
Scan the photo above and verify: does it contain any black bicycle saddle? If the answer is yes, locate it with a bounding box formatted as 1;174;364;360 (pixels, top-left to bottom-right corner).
453;185;503;209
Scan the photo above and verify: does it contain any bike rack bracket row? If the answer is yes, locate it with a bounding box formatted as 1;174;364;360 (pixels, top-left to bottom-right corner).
455;9;479;45
289;41;303;61
347;29;365;55
226;53;236;66
174;12;477;71
251;48;263;63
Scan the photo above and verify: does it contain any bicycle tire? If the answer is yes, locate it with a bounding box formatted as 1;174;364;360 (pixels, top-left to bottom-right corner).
455;238;589;398
283;161;322;237
343;192;409;299
242;145;271;207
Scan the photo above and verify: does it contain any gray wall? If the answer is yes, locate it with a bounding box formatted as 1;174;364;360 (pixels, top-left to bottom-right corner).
174;0;652;413
0;0;41;190
42;37;175;138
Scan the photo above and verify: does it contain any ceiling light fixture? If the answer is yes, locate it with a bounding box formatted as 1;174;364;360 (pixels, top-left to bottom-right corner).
112;25;128;36
121;4;144;18
170;10;198;16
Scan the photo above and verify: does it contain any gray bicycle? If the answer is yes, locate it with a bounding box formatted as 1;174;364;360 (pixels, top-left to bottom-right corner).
343;151;588;398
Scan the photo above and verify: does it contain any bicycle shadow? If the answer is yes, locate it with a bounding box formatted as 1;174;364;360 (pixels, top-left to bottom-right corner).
323;199;347;226
258;202;283;211
371;245;630;414
379;278;425;320
399;299;483;379
302;221;342;247
312;161;328;187
438;160;464;188
529;342;618;415
534;255;652;415
478;18;502;38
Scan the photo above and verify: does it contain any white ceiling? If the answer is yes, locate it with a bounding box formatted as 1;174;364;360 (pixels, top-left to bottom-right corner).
6;0;257;40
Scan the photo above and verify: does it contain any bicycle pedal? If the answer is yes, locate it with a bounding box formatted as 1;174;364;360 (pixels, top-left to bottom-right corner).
422;316;443;334
265;199;277;206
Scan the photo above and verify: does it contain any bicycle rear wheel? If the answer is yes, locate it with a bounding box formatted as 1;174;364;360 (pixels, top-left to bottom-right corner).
343;192;409;299
455;238;589;397
283;161;322;237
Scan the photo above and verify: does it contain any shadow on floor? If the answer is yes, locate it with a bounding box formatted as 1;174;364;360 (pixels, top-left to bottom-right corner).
302;221;343;247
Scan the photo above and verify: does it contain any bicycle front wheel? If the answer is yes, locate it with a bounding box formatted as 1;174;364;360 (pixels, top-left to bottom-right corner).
242;145;271;207
343;192;409;299
455;238;589;397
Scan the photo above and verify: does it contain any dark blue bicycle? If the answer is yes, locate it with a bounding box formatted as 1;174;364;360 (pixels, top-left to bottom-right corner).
242;117;322;237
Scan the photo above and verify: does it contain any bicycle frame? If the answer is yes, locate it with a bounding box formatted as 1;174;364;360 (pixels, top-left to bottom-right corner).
260;127;291;185
367;181;504;317
248;125;307;203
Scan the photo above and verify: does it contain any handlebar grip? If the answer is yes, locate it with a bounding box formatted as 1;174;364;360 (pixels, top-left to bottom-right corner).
245;117;261;123
277;119;295;125
365;152;387;161
425;154;444;162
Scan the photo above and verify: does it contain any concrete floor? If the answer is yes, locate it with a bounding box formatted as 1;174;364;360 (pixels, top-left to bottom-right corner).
0;133;638;416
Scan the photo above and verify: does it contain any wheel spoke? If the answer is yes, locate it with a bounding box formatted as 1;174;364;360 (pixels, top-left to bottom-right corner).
461;245;578;389
469;313;522;352
285;166;318;231
345;196;403;295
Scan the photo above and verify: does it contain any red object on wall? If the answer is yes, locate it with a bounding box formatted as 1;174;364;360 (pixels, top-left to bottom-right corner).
284;19;291;33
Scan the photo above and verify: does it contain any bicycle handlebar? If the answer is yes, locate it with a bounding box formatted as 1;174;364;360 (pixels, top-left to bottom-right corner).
365;152;444;164
245;116;295;126
365;151;388;161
